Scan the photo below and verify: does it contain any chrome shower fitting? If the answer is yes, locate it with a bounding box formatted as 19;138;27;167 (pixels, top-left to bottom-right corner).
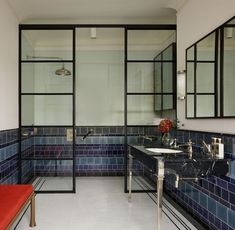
26;55;71;76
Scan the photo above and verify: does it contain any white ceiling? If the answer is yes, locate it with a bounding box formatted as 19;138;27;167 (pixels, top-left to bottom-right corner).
7;0;188;23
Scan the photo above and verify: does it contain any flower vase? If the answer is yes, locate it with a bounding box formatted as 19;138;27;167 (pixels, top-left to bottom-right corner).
161;133;170;146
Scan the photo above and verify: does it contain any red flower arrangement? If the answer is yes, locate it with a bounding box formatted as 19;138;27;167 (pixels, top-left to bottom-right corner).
159;119;173;133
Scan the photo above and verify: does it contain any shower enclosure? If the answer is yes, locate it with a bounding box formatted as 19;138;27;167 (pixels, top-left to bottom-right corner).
19;24;176;193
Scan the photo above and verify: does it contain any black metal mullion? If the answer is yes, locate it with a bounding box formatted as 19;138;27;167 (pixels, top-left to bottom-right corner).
194;45;197;118
160;53;163;115
124;27;128;193
172;43;177;110
215;30;219;117
72;28;76;193
21;93;73;95
18;28;22;184
220;27;224;117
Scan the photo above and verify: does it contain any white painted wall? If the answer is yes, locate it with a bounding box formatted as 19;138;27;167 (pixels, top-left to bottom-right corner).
0;0;18;130
177;0;235;134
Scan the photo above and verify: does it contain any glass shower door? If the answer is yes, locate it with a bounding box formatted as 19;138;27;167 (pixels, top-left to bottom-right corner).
20;28;75;192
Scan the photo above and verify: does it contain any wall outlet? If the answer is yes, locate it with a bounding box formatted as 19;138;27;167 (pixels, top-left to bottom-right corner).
66;129;73;142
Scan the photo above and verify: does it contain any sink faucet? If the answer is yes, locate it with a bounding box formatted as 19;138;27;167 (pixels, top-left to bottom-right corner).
141;135;153;142
176;139;193;158
202;140;211;154
82;129;93;140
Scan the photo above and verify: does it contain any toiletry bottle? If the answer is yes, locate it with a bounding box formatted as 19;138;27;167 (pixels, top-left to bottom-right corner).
211;137;218;157
217;138;224;158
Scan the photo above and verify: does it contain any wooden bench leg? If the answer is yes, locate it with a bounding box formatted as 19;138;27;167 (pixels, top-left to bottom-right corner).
30;193;36;227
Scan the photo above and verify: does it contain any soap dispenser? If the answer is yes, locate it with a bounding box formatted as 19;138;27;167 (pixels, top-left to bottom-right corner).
211;137;218;156
217;138;224;159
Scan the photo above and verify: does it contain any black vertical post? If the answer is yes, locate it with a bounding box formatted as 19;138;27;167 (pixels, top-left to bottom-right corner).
124;27;128;193
220;28;224;117
72;27;76;193
18;27;22;184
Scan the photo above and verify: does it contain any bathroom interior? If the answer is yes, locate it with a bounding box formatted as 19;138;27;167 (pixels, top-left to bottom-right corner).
1;0;235;230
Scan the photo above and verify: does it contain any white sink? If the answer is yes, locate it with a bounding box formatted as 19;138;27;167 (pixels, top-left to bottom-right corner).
145;148;183;155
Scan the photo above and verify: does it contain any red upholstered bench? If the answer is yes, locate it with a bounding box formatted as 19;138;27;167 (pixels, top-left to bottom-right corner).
0;185;36;230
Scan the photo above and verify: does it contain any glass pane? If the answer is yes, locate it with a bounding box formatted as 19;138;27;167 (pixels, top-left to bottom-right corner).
226;18;235;25
154;95;161;111
154;62;161;93
186;62;194;93
127;95;158;125
162;45;173;60
127;30;176;60
187;46;195;61
162;63;173;93
22;63;73;93
21;30;73;61
196;63;214;93
127;63;154;93
22;160;73;191
76;28;124;126
22;95;73;125
197;32;215;61
223;29;235;116
187;95;194;117
163;95;173;110
196;95;215;117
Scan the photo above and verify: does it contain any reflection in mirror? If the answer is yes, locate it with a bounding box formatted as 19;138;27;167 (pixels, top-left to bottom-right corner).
197;32;216;61
223;26;235;116
154;43;176;114
187;95;194;117
196;95;215;117
186;62;194;93
186;31;216;118
196;63;214;93
186;15;235;118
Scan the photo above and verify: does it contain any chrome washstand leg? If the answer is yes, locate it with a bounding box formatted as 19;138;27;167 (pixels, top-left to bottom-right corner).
128;154;133;202
156;159;164;230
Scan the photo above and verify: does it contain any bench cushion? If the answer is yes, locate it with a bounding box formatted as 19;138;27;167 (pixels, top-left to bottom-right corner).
0;185;33;230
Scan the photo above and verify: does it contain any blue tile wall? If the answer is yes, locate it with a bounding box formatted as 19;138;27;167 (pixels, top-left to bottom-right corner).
0;129;19;184
34;126;126;176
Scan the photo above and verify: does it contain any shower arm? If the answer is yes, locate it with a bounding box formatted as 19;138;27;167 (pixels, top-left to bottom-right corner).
26;55;63;60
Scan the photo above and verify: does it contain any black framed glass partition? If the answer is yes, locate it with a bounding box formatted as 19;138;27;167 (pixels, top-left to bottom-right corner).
19;27;76;193
19;24;176;194
125;26;176;192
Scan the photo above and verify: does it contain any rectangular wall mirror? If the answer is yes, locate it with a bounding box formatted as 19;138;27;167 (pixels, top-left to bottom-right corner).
186;16;235;118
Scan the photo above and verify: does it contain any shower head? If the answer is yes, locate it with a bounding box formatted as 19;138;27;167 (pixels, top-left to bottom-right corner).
55;64;71;76
27;55;72;77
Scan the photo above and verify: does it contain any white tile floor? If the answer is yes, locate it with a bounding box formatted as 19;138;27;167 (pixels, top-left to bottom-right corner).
16;177;197;230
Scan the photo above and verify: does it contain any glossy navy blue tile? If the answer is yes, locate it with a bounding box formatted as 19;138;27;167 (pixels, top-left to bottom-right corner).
228;183;235;193
208;197;217;215
217;202;228;224
228;209;235;229
209;213;215;224
214;217;221;229
215;186;222;197
209;182;215;193
217;178;228;189
200;192;207;209
221;222;229;230
229;192;235;206
222;189;229;201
